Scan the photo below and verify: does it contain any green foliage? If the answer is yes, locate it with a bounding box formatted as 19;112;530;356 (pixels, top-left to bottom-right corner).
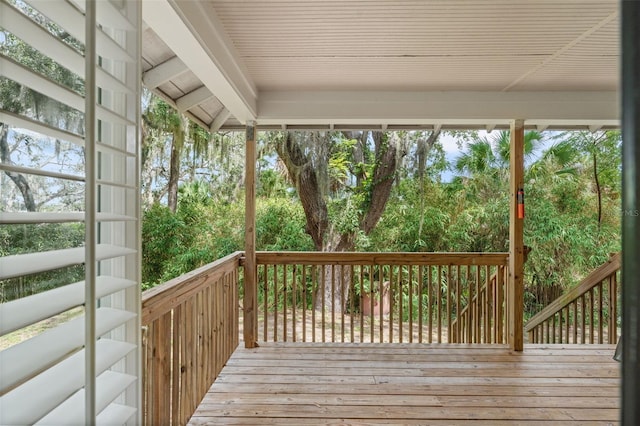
141;182;244;287
0;223;85;301
141;204;189;286
256;198;314;251
138;128;621;322
257;169;288;198
367;178;450;251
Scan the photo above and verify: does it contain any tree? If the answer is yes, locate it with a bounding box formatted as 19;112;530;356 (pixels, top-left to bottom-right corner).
274;130;440;311
143;98;187;213
555;131;621;230
0;122;36;211
1;18;84;212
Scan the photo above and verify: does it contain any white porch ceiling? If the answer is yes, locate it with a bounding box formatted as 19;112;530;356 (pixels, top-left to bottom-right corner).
142;0;620;131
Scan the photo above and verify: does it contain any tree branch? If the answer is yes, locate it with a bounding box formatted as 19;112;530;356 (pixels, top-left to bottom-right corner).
1;123;37;211
361;131;400;234
275;132;329;250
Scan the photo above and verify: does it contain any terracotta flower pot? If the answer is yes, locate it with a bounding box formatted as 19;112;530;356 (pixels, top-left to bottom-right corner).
360;281;391;316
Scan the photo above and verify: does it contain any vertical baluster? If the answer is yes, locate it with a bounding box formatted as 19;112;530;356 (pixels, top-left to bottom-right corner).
370;265;376;343
466;265;472;343
482;266;488;344
447;265;452;343
544;319;549;344
455;265;461;344
474;266;480;343
331;264;335;343
321;264;326;343
389;265;394;343
580;295;586;344
559;306;563;343
350;265;355;343
487;265;494;343
359;265;366;343
497;266;505;343
589;287;594;344
283;264;287;342
409;265;414;343
598;282;603;344
573;301;578;344
273;265;278;342
379;266;384;343
564;307;570;344
170;306;180;425
292;264;297;342
418;265;424;343
399;265;404;343
312;265;317;343
302;265;307;343
610;273;618;344
340;265;345;343
262;264;268;342
427;265;433;343
437;265;442;343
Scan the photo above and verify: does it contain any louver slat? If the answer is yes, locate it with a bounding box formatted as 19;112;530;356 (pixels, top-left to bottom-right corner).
0;276;137;335
0;2;131;94
96;403;138;425
35;370;137;425
0;339;136;425
0;212;136;224
26;0;135;63
0;307;136;393
0;55;135;126
0;244;137;280
0;110;85;146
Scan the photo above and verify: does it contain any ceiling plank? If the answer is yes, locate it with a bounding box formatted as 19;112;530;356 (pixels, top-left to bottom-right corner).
501;10;618;92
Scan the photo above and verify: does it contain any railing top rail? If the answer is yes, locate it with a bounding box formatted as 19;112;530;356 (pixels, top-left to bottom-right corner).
141;251;243;324
256;251;509;266
525;252;621;332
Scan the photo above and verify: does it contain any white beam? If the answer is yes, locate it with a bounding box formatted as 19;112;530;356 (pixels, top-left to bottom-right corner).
209;108;231;132
176;86;214;112
142;0;257;123
256;90;619;128
142;56;188;89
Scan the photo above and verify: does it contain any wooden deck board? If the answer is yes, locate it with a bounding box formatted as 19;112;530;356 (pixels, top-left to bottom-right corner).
189;343;620;425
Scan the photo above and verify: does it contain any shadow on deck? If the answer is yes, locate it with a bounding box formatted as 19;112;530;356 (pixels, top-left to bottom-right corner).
189;343;620;425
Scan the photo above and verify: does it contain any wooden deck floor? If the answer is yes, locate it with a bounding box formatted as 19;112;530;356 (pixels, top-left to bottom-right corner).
189;343;620;425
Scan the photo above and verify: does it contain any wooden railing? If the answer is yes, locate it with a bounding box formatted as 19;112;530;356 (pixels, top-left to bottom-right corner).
141;251;242;426
450;266;508;343
525;253;621;344
255;252;509;344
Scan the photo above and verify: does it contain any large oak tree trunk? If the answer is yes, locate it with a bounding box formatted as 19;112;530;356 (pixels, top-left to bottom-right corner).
1;123;36;211
275;133;328;251
276;131;401;313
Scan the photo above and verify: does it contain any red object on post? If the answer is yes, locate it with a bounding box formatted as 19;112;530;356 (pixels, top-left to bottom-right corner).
517;188;525;219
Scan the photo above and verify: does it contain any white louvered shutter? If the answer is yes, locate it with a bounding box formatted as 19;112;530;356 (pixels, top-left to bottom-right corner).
0;0;142;424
